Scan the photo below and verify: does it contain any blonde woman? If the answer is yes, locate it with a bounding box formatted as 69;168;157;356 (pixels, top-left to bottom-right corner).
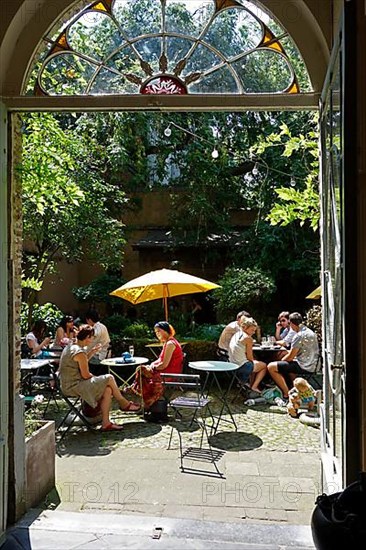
228;316;267;397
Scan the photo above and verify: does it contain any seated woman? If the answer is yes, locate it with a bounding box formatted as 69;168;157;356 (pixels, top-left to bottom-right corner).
54;315;77;347
59;325;140;432
228;316;267;398
26;320;52;357
132;321;183;409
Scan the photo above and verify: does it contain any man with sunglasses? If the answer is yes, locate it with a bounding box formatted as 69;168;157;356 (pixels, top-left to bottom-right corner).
275;311;296;348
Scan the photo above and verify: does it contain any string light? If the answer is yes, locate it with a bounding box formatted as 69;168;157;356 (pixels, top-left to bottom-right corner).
162;121;305;183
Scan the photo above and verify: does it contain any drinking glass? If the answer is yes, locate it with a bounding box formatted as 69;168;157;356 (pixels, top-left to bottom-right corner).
128;345;135;357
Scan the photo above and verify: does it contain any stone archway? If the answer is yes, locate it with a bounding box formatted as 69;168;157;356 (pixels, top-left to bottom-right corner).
0;0;339;529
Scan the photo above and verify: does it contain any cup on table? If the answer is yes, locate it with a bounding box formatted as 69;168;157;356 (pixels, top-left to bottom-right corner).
261;337;269;347
128;345;135;357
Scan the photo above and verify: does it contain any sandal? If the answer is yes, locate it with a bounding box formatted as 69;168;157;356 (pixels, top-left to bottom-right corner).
120;401;141;413
101;422;123;432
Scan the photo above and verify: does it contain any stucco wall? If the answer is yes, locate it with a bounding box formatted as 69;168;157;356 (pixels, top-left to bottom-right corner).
38;188;256;313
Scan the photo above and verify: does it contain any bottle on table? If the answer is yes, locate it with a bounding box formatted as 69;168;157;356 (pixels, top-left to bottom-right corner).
128;345;134;357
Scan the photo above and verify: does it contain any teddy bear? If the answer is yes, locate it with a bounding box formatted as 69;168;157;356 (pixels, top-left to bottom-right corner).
287;377;316;418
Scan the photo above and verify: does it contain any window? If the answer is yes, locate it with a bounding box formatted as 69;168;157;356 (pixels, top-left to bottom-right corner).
24;0;312;96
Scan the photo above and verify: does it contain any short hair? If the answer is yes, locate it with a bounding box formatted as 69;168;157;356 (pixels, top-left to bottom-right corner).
278;311;289;321
77;324;95;341
239;316;258;330
237;310;250;320
289;312;303;326
293;377;312;391
85;310;100;323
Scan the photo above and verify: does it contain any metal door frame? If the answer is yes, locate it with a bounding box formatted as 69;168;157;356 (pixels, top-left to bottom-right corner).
0;101;9;543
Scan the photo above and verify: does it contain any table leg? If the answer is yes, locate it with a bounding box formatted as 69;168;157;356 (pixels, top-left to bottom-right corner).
209;373;237;433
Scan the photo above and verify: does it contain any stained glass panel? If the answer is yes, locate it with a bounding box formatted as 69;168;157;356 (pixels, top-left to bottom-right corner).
67;12;122;60
201;7;263;57
189;66;238;93
232;50;293;93
40;53;98;95
113;0;161;36
106;46;145;76
89;68;129;93
166;37;193;71
165;0;215;36
134;37;161;72
183;44;223;75
23;0;312;96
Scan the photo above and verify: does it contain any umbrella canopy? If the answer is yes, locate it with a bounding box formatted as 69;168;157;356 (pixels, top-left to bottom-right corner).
110;268;221;321
306;285;322;299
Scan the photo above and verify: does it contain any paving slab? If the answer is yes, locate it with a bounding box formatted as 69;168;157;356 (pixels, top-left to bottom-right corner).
4;397;321;548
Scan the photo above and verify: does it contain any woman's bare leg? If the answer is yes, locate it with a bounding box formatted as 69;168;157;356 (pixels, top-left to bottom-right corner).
105;374;134;409
100;386;112;428
251;361;267;391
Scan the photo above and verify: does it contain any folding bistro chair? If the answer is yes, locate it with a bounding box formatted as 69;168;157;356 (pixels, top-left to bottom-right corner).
301;354;323;390
161;372;224;478
55;375;99;442
31;362;60;417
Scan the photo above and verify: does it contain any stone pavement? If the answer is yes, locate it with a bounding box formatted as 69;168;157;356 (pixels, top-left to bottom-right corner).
4;400;320;548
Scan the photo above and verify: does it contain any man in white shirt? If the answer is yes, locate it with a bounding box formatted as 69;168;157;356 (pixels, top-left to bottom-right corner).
218;310;250;357
267;312;319;400
85;309;110;374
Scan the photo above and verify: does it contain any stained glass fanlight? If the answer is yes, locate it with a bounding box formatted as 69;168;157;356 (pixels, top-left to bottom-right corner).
24;0;312;96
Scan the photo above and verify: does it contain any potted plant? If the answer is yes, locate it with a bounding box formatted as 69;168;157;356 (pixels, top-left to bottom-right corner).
24;394;55;509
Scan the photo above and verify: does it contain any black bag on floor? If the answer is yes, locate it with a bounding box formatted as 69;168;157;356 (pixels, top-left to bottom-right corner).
144;398;168;423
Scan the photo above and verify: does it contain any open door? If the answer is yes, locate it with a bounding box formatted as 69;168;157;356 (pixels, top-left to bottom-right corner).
319;21;346;491
0;102;9;543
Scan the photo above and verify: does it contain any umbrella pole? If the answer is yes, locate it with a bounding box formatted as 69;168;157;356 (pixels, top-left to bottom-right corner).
164;296;168;322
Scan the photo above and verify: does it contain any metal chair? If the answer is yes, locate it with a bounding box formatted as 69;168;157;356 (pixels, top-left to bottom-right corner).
161;372;224;478
31;363;60;417
54;374;98;442
300;354;323;390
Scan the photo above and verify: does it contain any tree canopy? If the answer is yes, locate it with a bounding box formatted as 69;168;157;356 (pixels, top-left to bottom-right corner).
20;112;127;319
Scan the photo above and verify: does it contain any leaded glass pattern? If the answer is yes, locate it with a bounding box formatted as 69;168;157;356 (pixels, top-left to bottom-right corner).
24;0;312;96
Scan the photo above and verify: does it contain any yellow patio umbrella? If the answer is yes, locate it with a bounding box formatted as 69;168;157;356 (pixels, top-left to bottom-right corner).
306;285;322;299
110;268;221;321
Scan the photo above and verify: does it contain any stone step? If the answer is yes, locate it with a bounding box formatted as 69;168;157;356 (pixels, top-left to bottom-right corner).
4;509;315;549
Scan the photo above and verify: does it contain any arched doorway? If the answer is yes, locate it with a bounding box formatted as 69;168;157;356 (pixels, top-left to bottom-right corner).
2;0;363;536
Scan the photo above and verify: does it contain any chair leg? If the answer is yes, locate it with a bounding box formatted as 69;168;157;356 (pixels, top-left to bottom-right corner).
57;396;97;442
43;389;60;418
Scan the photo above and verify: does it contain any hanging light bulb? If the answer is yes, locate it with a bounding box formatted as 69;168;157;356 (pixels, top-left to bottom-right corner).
290;176;296;187
211;148;219;159
252;162;259;176
164;125;172;137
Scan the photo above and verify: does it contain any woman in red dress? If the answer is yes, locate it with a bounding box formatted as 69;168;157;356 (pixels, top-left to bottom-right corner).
151;321;184;375
132;321;183;408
